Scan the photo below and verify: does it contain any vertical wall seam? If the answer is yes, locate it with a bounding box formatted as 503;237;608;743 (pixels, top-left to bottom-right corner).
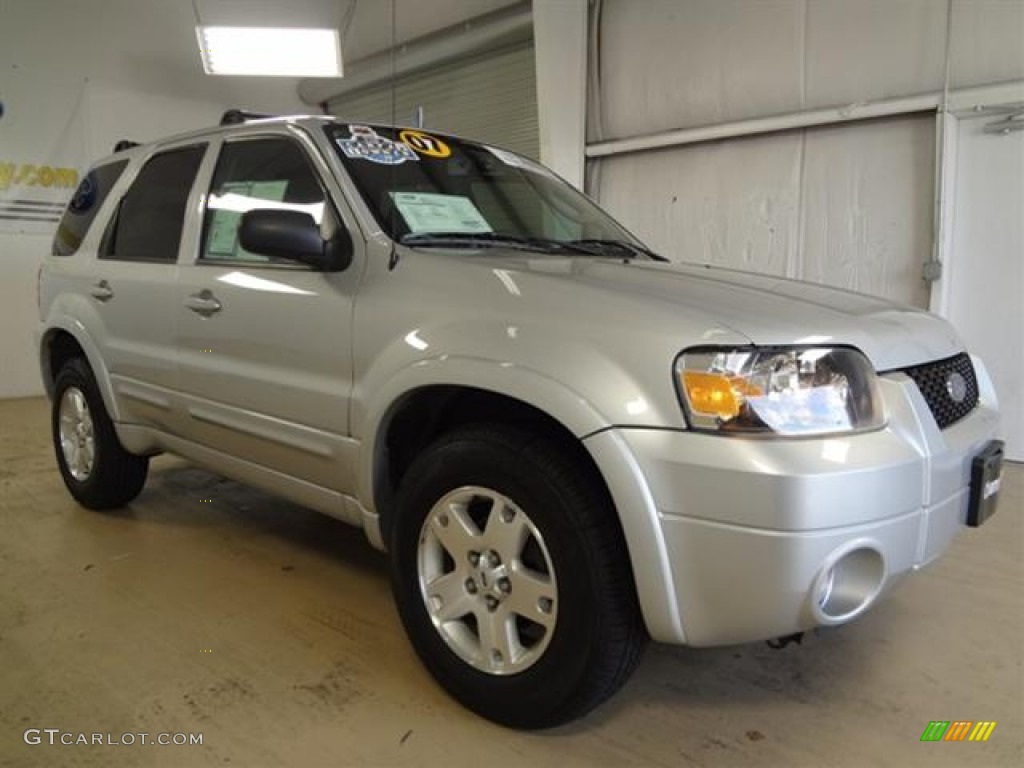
800;0;808;111
793;0;810;281
928;0;955;291
794;129;808;281
586;0;604;198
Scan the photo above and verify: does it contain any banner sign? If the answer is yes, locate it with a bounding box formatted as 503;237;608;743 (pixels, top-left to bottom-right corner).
0;70;89;235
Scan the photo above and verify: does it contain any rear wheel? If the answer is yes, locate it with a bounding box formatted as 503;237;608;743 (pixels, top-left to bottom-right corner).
389;425;645;728
52;358;148;509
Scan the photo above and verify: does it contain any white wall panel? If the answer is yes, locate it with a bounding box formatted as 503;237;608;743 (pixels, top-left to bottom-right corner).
800;114;935;307
596;0;806;139
597;132;801;276
597;0;1023;143
597;115;933;307
804;0;946;105
0;235;49;397
950;0;1024;87
591;0;1021;311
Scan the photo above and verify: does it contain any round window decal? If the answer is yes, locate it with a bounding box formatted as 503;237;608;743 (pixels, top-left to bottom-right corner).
399;129;452;158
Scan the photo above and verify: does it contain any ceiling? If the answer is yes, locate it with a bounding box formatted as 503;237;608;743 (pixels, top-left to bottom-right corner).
0;0;523;110
195;0;523;62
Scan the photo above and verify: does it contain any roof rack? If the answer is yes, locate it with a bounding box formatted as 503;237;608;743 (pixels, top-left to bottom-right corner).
113;140;140;153
220;109;275;126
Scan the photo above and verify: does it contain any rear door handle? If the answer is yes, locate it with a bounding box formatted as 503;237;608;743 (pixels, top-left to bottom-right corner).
90;280;114;302
184;290;222;317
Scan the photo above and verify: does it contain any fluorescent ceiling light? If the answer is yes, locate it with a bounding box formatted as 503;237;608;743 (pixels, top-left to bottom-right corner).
197;26;342;77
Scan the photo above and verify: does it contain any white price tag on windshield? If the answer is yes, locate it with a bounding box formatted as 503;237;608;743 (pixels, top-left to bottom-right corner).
485;147;559;180
391;192;492;234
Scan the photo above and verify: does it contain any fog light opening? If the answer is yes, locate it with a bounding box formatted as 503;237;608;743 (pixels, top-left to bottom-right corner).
813;546;885;623
816;565;836;609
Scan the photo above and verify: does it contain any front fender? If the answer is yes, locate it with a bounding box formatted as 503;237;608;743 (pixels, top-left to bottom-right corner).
355;355;610;506
356;356;686;645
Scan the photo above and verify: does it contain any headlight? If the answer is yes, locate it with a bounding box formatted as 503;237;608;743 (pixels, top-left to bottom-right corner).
675;346;884;436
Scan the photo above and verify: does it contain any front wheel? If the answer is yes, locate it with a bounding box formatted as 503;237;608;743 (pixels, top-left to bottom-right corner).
389;425;645;729
52;358;148;510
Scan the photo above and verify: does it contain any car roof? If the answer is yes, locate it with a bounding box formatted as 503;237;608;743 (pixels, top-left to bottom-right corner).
95;115;475;169
93;115;328;167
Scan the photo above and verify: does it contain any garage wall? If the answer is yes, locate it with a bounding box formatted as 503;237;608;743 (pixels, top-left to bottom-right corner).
589;0;1024;307
594;0;1024;140
598;114;936;307
0;0;306;399
328;43;539;159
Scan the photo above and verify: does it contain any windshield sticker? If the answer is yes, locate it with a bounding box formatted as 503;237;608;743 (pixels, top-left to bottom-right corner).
399;129;452;158
336;125;419;165
485;146;558;179
391;192;492;235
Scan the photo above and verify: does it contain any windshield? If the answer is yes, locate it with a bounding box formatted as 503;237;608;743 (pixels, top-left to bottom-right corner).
325;124;656;258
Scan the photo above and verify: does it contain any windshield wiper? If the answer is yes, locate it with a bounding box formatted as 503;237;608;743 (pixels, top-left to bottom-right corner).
400;232;604;256
566;239;668;261
401;231;532;247
399;232;668;261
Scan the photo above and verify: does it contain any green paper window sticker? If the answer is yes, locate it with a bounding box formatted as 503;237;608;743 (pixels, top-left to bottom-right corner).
206;180;290;260
391;192;492;235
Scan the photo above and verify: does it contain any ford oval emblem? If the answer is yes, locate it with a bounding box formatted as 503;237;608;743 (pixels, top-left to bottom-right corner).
946;371;968;403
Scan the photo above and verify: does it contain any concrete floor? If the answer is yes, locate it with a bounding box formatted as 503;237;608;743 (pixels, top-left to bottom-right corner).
0;396;1021;768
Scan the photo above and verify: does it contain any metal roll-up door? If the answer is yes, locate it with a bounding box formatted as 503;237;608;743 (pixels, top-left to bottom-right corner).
327;42;539;159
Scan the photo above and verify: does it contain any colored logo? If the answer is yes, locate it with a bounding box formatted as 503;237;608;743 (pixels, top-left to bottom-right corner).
399;129;451;158
336;125;418;165
920;721;996;742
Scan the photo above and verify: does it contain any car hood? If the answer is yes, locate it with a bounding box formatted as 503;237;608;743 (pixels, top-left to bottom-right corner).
471;253;963;371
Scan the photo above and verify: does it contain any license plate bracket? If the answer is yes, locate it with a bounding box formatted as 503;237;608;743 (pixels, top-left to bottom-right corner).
967;440;1004;527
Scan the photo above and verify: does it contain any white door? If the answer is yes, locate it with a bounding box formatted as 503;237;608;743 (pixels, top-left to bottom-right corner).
946;110;1024;460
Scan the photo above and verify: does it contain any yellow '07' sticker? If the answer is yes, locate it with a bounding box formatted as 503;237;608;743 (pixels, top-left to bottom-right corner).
399;130;451;158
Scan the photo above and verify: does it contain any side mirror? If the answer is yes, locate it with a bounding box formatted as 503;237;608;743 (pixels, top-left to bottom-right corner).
238;209;324;267
238;209;353;271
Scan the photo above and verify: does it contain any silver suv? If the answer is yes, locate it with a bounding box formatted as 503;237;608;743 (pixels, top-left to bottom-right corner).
38;113;1003;728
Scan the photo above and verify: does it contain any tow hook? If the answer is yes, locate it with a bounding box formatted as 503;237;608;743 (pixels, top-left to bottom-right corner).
766;632;804;650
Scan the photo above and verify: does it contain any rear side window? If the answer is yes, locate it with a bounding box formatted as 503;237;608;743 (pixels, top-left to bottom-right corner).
101;145;206;263
51;160;128;256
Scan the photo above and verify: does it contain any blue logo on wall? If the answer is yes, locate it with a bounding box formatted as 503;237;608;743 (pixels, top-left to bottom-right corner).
69;172;97;213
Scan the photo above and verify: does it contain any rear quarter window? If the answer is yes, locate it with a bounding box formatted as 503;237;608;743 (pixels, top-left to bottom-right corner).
51;159;129;256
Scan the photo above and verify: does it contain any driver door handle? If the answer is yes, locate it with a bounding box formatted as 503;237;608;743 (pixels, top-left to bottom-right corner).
184;290;222;317
90;280;114;302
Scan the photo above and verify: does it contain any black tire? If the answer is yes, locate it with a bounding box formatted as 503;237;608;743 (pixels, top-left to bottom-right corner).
389;424;645;729
51;358;148;510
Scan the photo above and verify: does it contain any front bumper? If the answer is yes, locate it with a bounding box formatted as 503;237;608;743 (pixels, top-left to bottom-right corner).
586;356;1001;646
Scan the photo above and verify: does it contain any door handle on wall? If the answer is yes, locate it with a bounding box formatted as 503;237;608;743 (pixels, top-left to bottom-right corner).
89;280;113;302
184;290;222;317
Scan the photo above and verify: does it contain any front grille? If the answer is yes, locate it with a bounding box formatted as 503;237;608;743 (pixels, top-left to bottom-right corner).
902;352;979;429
